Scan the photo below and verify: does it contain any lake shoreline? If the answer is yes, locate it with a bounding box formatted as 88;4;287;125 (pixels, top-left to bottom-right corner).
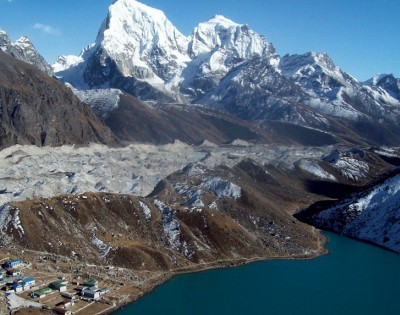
109;231;400;315
110;231;329;314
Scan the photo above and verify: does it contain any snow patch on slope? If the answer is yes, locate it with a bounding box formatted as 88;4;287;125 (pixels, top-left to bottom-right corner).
173;173;241;210
324;148;369;181
201;177;241;199
0;204;13;244
91;234;112;258
139;201;152;221
373;147;399;158
12;208;24;237
298;159;336;181
154;200;181;251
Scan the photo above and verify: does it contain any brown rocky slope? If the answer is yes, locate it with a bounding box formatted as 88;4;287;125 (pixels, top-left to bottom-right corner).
2;160;328;273
0;51;116;149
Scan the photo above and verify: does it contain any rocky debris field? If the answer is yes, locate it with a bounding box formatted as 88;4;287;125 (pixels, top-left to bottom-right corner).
0;141;395;206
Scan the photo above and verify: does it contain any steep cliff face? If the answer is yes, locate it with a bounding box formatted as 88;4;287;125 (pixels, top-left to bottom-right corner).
0;51;116;149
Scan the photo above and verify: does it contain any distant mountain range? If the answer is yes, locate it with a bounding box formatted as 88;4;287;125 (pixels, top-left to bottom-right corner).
47;0;400;145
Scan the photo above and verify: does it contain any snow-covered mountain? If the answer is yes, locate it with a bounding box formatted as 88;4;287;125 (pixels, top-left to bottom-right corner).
55;0;190;102
54;0;278;102
0;28;53;76
311;168;400;253
181;15;278;98
54;0;400;145
279;52;363;119
279;53;400;122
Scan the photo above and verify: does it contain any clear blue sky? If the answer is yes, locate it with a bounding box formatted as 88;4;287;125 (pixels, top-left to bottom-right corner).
0;0;399;81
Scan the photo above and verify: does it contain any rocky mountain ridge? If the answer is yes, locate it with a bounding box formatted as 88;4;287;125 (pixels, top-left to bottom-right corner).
0;160;327;270
0;28;53;76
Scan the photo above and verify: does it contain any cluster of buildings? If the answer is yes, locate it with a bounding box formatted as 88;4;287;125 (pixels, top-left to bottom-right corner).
0;259;35;293
1;258;110;315
1;258;23;279
30;278;108;300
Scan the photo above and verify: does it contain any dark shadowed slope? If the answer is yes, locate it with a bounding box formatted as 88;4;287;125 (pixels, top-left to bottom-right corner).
0;51;116;149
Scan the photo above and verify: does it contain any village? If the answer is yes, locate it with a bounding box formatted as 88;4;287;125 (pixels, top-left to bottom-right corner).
0;254;155;315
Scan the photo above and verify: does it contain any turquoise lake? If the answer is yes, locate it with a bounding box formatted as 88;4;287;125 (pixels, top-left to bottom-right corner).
114;232;400;315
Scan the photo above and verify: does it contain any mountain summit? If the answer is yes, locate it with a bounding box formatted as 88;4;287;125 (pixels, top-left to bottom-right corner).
96;0;189;85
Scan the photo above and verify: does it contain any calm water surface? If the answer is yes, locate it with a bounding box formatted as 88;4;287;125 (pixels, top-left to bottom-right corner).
115;232;400;315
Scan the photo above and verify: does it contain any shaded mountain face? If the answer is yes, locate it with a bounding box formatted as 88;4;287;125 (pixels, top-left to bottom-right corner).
306;168;400;253
0;28;53;76
54;0;400;146
0;51;116;149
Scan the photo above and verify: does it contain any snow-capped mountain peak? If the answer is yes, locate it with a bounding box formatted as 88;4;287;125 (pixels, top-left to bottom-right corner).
98;0;190;83
53;55;84;73
0;28;11;53
206;15;240;27
0;28;13;53
14;36;33;47
189;14;276;62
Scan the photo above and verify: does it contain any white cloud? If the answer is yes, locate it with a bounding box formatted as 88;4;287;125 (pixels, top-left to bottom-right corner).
33;23;61;35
